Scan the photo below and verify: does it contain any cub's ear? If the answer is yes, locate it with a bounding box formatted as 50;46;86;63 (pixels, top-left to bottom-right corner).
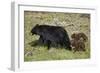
71;33;76;38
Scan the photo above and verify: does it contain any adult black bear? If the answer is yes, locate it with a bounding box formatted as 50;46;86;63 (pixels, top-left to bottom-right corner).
31;24;71;50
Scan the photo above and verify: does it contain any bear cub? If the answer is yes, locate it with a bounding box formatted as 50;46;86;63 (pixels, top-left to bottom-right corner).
71;32;88;52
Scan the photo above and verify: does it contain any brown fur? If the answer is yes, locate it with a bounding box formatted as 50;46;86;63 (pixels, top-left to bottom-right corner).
71;32;88;42
71;32;87;52
71;39;85;52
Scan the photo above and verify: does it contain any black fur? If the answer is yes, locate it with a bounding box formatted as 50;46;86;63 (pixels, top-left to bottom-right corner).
31;24;71;50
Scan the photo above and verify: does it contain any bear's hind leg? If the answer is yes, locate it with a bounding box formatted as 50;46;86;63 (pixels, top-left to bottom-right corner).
64;41;72;50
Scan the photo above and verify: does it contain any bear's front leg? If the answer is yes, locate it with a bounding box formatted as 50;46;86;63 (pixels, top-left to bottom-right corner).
47;40;51;50
38;36;44;45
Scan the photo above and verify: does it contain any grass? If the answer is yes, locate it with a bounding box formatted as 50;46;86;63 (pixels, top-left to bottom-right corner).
24;46;90;61
24;11;90;62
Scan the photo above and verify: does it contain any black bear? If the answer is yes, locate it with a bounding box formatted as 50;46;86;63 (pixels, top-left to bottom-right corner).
31;24;71;50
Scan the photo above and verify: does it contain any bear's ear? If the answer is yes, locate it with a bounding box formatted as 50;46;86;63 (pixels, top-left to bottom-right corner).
36;24;39;26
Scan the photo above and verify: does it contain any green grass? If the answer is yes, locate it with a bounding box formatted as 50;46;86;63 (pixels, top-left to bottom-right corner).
24;11;90;62
24;46;90;61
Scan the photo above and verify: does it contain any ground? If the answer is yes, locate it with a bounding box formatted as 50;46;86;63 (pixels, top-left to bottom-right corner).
24;11;90;61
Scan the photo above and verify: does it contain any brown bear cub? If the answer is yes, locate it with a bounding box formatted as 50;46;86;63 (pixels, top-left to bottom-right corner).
71;32;88;52
71;32;88;42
